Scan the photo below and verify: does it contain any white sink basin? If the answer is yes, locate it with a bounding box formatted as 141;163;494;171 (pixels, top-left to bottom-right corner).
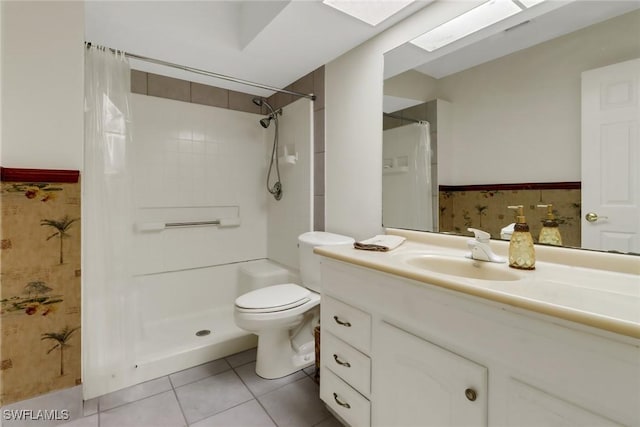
403;254;521;282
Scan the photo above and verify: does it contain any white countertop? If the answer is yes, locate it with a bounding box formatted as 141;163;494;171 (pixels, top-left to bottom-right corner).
315;237;640;339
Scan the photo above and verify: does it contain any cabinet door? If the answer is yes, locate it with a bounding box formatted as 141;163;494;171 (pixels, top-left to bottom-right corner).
373;322;487;427
507;379;624;427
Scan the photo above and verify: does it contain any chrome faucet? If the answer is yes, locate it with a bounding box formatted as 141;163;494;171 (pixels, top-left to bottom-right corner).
466;228;505;263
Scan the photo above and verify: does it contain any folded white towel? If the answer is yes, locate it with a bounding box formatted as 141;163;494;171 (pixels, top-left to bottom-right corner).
354;235;406;252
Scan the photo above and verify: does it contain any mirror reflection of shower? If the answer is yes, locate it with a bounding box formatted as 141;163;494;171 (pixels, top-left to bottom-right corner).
253;97;283;200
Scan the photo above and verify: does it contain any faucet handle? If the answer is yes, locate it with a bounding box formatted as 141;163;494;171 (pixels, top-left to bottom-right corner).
468;228;490;243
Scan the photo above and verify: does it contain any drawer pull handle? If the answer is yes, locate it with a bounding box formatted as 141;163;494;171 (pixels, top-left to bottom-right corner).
465;388;477;402
333;316;351;327
333;354;351;367
333;392;351;409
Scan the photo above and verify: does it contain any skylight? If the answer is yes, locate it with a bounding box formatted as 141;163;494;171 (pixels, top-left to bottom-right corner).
410;0;540;52
323;0;416;26
518;0;547;7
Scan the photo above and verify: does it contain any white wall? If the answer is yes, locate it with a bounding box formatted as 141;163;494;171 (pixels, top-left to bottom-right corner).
324;2;478;240
443;10;639;185
267;98;313;269
0;2;3;163
325;44;383;240
386;10;640;185
0;1;84;170
131;94;268;275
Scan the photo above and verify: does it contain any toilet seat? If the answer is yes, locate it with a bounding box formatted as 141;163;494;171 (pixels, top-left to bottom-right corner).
235;283;311;313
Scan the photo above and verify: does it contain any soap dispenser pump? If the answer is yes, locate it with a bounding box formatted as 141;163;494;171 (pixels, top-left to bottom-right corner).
507;205;535;270
537;204;563;246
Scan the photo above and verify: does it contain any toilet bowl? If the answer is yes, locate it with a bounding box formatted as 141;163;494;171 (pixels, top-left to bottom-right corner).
234;232;354;379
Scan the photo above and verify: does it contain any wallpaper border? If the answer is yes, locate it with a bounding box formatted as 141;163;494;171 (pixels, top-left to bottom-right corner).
440;181;581;192
0;167;80;183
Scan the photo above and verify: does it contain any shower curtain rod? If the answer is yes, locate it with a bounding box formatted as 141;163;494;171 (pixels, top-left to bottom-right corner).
383;112;427;124
85;42;316;101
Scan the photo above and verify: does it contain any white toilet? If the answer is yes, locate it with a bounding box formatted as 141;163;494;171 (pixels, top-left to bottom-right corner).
234;231;354;379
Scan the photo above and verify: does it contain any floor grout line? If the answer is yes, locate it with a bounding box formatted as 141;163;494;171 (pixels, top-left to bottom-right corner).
66;349;332;427
170;383;190;427
176;365;258;426
97;381;172;414
168;366;234;391
231;364;281;427
186;396;256;427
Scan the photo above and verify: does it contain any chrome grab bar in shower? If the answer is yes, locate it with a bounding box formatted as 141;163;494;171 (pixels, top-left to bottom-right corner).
165;220;221;228
136;217;240;231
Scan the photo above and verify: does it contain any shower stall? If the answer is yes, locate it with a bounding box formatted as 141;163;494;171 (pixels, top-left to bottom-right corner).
83;47;314;398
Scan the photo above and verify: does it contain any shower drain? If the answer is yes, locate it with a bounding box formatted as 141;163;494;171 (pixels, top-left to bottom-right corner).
195;329;211;337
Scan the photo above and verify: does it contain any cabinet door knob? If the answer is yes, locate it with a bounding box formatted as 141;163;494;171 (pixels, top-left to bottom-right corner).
465;388;477;402
333;315;351;327
333;354;351;367
333;392;351;409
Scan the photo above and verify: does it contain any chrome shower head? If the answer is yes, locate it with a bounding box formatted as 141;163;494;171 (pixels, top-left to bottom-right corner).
252;97;276;114
259;117;272;128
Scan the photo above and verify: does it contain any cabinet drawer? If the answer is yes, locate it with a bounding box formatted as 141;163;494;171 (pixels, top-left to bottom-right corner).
321;368;370;427
322;296;371;354
322;332;371;396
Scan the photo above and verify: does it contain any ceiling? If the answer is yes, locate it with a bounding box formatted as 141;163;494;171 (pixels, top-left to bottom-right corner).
85;1;640;98
84;0;432;98
386;0;640;79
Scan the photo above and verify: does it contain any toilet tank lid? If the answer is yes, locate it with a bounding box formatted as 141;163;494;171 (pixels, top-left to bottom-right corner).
298;231;355;246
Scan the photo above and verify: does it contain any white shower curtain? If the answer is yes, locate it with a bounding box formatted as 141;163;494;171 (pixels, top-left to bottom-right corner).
411;122;433;230
382;122;433;231
83;46;136;396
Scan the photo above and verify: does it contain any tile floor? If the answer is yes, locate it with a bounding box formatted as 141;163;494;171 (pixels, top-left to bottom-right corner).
62;348;342;427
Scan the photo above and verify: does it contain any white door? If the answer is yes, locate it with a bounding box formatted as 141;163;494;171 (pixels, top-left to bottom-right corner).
581;58;640;252
373;321;487;427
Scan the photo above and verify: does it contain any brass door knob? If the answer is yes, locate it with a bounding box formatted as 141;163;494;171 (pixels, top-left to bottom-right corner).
585;212;608;222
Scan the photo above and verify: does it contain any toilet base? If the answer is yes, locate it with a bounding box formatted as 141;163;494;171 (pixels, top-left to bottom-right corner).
255;329;315;379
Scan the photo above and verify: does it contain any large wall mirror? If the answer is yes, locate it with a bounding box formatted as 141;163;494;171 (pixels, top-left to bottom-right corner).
382;0;640;254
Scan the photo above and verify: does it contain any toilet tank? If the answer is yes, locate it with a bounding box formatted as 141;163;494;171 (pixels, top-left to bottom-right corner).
238;260;292;295
298;232;355;293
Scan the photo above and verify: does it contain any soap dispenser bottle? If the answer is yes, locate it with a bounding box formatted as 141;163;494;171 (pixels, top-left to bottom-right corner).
507;205;535;270
537;204;563;246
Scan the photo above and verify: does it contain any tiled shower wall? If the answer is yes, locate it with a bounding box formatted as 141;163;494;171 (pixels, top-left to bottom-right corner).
131;68;326;231
130;94;268;275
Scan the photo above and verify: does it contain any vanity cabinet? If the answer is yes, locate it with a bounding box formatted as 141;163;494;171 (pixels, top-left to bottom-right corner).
319;258;639;427
320;296;372;427
375;321;487;426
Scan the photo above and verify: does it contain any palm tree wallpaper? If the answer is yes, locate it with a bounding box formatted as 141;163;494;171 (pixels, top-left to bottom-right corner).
42;326;80;376
0;281;64;316
438;186;581;247
0;173;81;406
41;215;78;264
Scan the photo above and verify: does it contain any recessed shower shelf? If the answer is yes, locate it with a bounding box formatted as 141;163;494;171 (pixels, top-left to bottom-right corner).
279;145;298;165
